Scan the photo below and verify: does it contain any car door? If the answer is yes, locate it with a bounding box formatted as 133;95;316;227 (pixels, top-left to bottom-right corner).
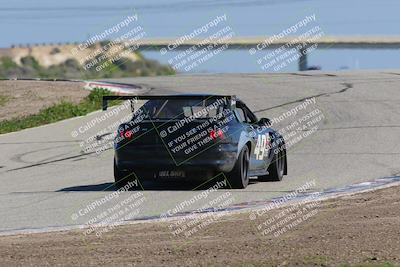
241;105;271;170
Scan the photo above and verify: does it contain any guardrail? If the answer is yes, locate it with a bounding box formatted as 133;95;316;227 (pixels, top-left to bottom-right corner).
6;36;400;71
132;36;400;70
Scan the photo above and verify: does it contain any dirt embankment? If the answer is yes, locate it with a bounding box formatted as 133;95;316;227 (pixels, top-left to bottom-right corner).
0;80;88;122
1;44;139;67
1;185;400;266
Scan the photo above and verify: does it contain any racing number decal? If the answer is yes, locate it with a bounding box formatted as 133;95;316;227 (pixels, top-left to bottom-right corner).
254;134;270;160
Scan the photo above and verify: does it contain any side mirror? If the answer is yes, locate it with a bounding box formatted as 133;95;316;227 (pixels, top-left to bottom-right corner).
258;117;271;126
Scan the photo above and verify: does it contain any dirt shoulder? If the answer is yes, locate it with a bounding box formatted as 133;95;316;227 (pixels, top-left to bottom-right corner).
0;80;88;122
1;185;400;267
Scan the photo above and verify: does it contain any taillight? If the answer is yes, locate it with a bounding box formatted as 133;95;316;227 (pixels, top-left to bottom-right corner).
119;129;134;140
210;129;224;140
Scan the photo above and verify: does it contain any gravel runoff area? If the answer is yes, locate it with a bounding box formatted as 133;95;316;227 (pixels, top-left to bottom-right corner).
0;80;88;122
0;185;399;267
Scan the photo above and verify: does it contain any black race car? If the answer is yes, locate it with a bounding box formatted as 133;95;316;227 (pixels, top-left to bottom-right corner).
102;94;287;189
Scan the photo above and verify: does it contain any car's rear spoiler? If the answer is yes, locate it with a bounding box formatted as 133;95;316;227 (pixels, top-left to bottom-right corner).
102;95;237;111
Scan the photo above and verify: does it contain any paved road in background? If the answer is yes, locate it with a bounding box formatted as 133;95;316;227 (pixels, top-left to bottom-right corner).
1;71;400;234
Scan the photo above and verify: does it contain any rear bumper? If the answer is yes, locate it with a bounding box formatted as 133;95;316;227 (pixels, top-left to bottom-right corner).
115;143;237;173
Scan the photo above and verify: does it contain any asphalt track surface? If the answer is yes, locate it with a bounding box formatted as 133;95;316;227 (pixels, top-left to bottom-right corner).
1;71;400;234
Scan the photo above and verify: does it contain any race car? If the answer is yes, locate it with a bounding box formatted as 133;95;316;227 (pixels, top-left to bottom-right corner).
102;94;287;189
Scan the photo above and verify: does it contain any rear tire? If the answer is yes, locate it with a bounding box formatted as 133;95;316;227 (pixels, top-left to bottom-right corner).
226;146;250;189
114;159;134;189
258;148;285;182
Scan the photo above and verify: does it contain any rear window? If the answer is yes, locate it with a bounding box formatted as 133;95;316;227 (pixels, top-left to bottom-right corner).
140;98;227;119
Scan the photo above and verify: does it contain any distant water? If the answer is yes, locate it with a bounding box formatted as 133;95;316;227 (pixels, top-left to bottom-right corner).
2;0;400;72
